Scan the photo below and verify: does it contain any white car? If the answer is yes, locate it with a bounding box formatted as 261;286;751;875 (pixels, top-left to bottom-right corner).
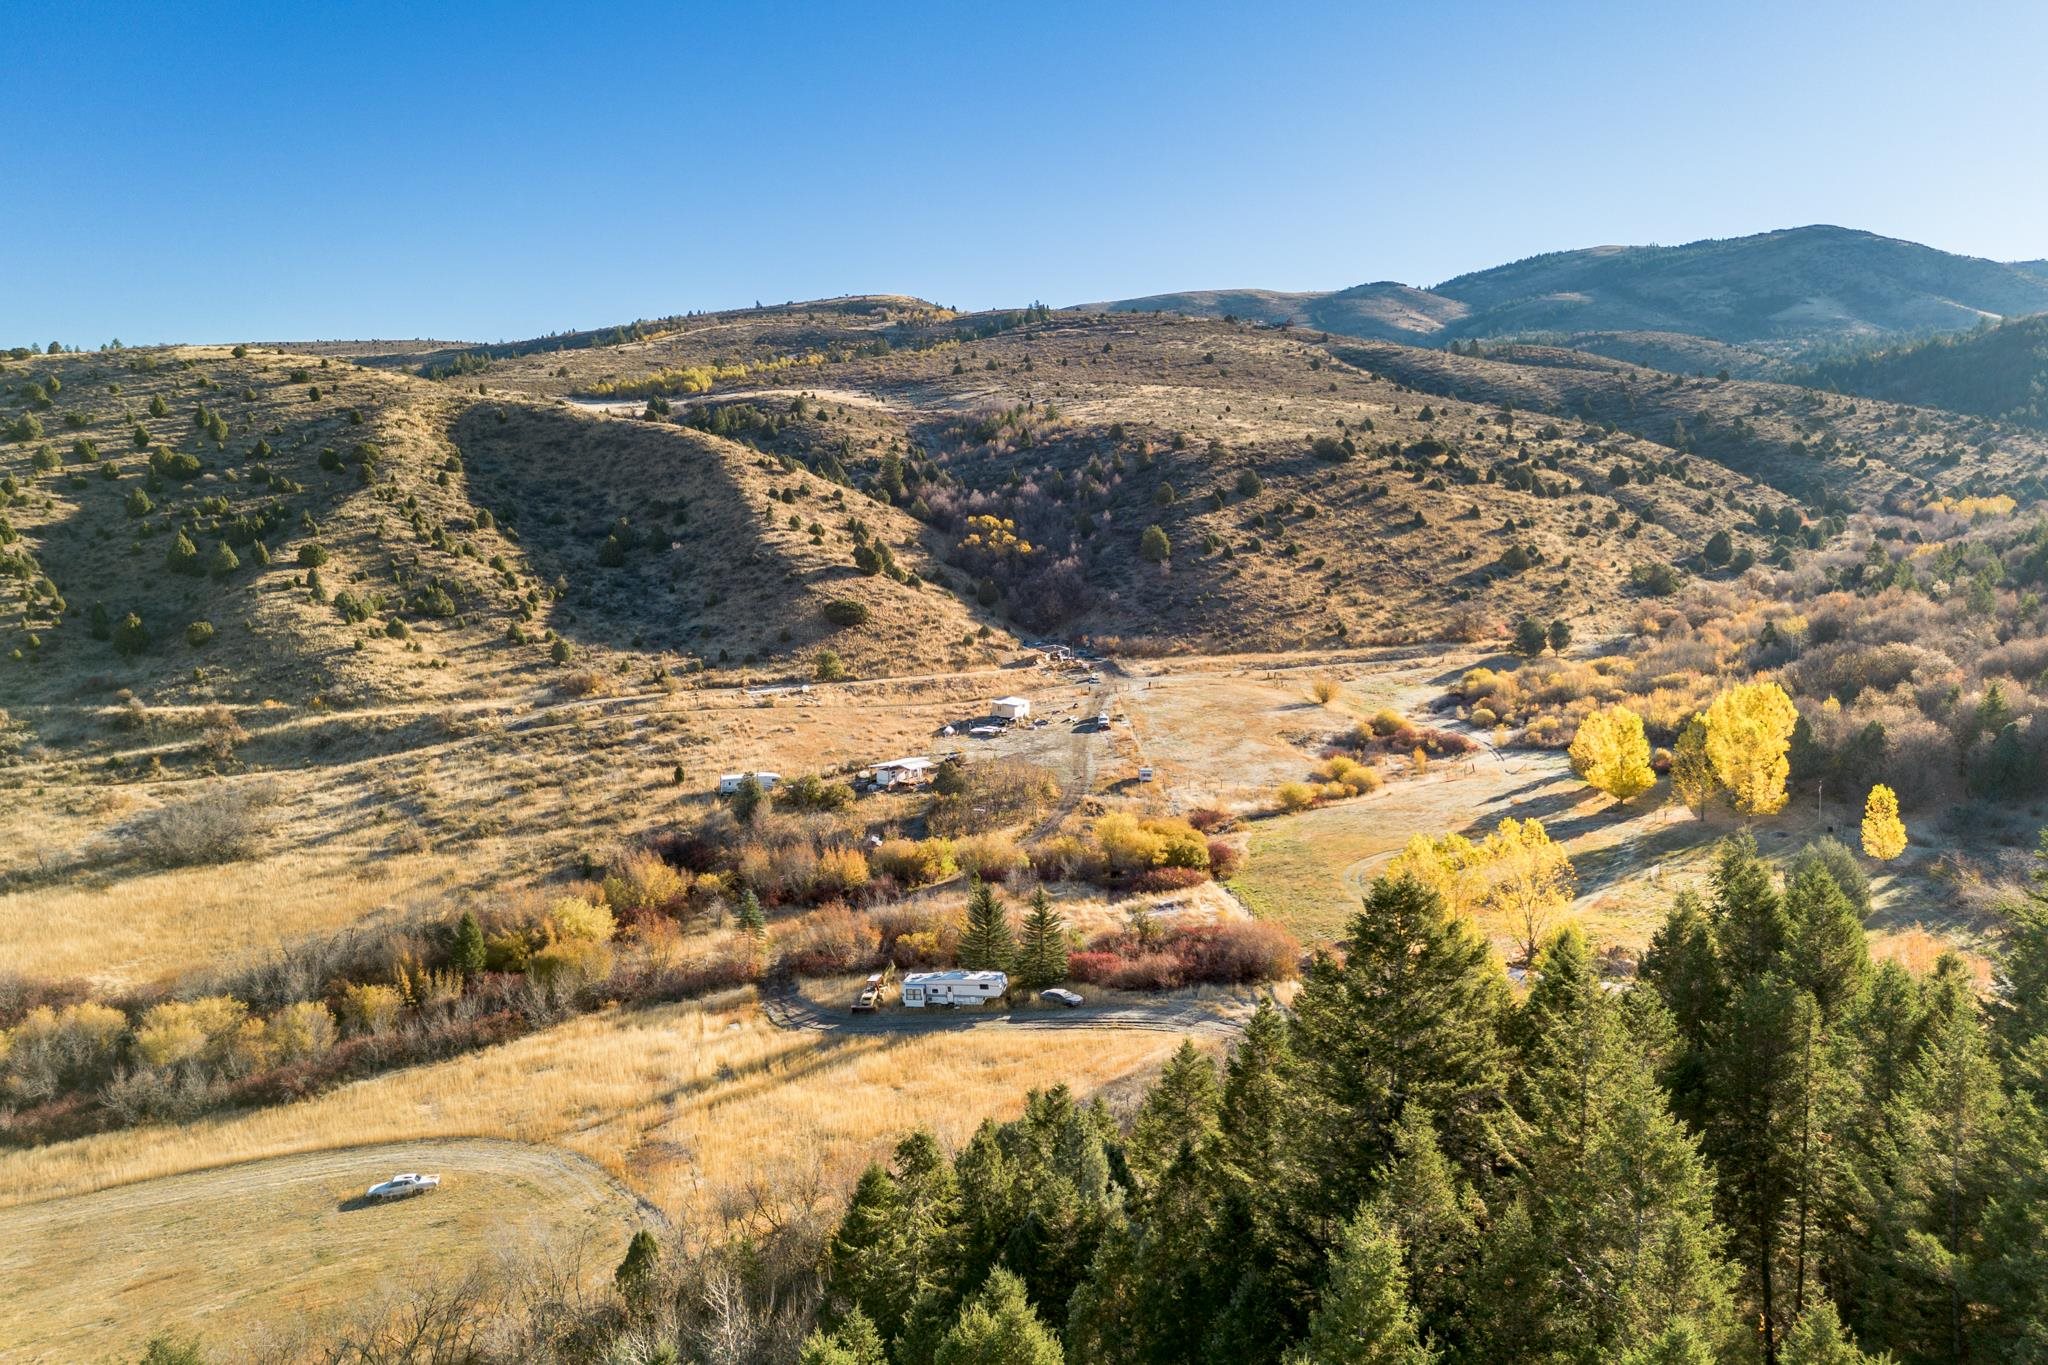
1041;988;1084;1008
365;1172;440;1200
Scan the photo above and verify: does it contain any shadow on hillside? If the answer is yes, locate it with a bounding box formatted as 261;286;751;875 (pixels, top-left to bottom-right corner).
453;403;798;664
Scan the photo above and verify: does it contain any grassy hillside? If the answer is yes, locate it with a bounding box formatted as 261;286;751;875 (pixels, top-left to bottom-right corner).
452;305;1807;650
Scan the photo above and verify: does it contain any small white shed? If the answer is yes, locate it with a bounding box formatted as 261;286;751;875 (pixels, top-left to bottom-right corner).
874;756;936;787
992;696;1033;721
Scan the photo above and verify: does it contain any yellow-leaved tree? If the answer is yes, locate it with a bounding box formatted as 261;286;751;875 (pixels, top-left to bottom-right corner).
1388;819;1576;964
1568;704;1657;804
1479;816;1577;965
1861;784;1907;860
1703;681;1799;817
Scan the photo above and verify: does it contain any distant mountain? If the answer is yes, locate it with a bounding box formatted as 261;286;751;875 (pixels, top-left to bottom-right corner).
1092;226;2048;363
1800;313;2048;429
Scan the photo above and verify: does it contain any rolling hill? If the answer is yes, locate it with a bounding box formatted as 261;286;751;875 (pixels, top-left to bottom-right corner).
1097;226;2048;365
1799;313;2048;430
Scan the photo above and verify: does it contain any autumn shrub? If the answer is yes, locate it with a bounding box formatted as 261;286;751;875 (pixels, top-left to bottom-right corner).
953;831;1027;882
1127;866;1212;893
776;905;883;977
1206;839;1241;878
125;780;281;867
1067;919;1298;989
872;837;958;887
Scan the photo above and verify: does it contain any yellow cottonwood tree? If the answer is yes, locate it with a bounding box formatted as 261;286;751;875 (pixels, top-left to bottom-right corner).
1568;704;1657;804
1479;817;1577;965
1861;784;1907;860
1703;681;1799;817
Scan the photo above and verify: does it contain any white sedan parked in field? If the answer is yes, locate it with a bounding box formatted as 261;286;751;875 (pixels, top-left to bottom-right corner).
365;1172;440;1200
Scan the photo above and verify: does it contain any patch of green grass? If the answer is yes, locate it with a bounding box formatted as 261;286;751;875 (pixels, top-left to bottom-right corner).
1230;814;1378;943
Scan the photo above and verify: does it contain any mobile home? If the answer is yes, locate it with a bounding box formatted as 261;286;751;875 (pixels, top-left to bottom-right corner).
717;771;781;795
991;696;1033;722
900;969;1008;1007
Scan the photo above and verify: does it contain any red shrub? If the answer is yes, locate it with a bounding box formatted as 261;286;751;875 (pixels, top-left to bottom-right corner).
1067;918;1299;991
776;906;883;977
1126;866;1211;894
1186;807;1231;833
1205;839;1241;879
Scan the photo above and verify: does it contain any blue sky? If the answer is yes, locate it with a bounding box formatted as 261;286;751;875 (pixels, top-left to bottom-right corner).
12;0;2047;345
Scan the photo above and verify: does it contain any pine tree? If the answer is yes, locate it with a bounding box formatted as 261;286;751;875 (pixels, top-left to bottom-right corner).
612;1228;659;1297
1779;1301;1885;1364
1895;986;2007;1363
1617;1319;1720;1365
1372;1105;1479;1349
1860;785;1906;861
1015;886;1068;990
800;1308;888;1365
207;539;240;578
1783;862;1872;1027
1291;874;1510;1216
735;888;767;940
1491;926;1737;1360
1642;890;1723;1125
1282;1206;1434;1365
1126;1039;1221;1184
450;909;486;978
932;1267;1062;1365
1569;703;1657;804
959;878;1015;974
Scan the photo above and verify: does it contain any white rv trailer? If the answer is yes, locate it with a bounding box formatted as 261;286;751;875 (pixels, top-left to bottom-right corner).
899;969;1008;1008
717;772;781;795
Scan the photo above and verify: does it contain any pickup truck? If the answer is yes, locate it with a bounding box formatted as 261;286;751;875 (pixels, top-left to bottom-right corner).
365;1172;440;1201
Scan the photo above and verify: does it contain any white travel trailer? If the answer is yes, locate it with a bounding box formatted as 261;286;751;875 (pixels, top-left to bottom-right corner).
991;696;1033;722
717;771;781;795
900;969;1008;1008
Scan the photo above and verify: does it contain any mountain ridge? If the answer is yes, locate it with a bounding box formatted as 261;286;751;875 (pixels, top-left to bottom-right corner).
1090;225;2048;365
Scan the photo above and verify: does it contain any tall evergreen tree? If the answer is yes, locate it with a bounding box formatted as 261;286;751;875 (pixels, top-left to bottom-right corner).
959;878;1016;973
1894;986;2007;1364
1371;1105;1479;1352
1783;862;1872;1026
932;1267;1063;1365
1642;889;1723;1126
1478;926;1737;1361
1283;1206;1434;1365
1778;1300;1887;1365
1290;875;1511;1219
1126;1039;1221;1185
1014;886;1069;990
450;909;487;979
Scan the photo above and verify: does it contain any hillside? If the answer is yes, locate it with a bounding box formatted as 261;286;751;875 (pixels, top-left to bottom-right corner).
1098;226;2048;364
436;301;1814;651
1799;313;2048;429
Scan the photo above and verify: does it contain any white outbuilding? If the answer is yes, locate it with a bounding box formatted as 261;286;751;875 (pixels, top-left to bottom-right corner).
992;696;1033;721
873;756;937;788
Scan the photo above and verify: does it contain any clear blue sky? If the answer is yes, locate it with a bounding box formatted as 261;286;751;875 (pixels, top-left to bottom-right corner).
13;0;2047;345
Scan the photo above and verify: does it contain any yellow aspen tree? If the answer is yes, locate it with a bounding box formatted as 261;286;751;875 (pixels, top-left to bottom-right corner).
1478;816;1577;965
1703;680;1799;817
1568;703;1657;803
1861;784;1907;860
